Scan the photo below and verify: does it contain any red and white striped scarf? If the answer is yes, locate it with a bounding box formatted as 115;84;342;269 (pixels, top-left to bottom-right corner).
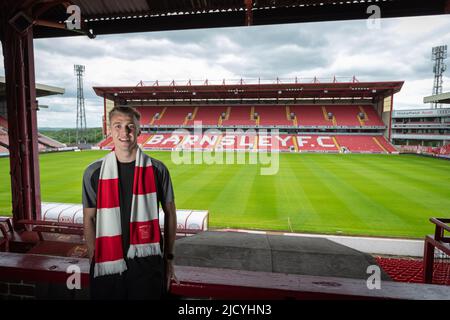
94;147;161;278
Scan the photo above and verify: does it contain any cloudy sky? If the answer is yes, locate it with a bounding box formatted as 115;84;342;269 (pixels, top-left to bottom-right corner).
1;14;450;128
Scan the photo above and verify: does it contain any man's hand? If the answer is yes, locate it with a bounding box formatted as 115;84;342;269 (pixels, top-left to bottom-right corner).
165;259;179;292
162;201;178;292
83;208;96;263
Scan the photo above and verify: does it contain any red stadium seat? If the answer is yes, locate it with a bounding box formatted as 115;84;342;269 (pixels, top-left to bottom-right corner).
255;105;294;126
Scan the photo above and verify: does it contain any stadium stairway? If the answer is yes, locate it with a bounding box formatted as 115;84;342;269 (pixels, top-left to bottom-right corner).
185;106;228;126
335;135;386;153
135;106;164;126
376;256;450;286
326;105;362;126
255;105;293;126
359;105;385;126
292;105;330;126
153;106;195;126
375;136;398;153
221;106;256;126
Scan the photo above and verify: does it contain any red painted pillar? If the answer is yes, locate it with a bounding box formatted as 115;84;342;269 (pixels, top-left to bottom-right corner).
388;92;394;141
423;238;435;284
103;94;107;136
1;6;42;228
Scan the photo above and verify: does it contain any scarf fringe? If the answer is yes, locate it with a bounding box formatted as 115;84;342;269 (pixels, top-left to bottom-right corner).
127;243;162;259
94;259;127;278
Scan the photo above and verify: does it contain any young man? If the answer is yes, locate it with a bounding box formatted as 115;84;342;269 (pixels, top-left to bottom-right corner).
82;106;177;299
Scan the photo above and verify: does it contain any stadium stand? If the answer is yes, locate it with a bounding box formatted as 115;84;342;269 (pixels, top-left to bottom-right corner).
376;256;450;286
398;144;450;157
0;130;9;154
137;133;152;146
335;135;387;153
0;115;7;128
360;105;386;126
375;136;398;153
259;134;295;151
326;105;364;126
95;80;400;154
177;134;223;150
440;144;450;155
0;132;8;146
37;134;65;149
99;102;398;153
144;133;185;150
98;135;113;148
221;106;256;126
153;106;195;126
185;106;227;126
135;106;165;126
255;105;293;126
0;116;65;152
292;105;331;126
0;146;8;154
139;133;397;153
103;104;390;131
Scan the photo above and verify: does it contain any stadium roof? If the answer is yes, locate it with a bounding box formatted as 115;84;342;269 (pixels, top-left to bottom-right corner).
0;76;65;98
93;79;404;101
29;0;450;38
423;91;450;104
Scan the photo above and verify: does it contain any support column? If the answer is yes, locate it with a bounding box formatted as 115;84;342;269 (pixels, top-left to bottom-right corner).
1;5;42;228
103;94;107;136
388;93;394;141
245;0;253;26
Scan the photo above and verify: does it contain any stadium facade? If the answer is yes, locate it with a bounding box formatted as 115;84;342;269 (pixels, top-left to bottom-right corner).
391;108;450;147
94;78;402;154
0;76;66;155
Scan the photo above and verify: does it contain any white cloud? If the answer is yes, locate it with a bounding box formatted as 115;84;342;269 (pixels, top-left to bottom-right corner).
1;15;450;127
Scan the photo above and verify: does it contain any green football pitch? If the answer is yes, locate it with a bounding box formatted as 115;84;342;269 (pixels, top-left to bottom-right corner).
1;150;449;239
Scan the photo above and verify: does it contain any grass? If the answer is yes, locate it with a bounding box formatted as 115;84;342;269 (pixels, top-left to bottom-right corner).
1;150;449;239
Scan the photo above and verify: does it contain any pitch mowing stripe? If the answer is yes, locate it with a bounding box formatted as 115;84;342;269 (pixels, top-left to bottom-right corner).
247;168;283;228
350;171;450;225
208;164;261;228
318;155;423;233
1;151;449;238
369;156;450;198
152;153;197;184
277;155;321;227
312;155;400;229
319;156;432;237
173;160;240;209
349;155;450;205
322;155;423;234
327;155;450;224
299;155;377;229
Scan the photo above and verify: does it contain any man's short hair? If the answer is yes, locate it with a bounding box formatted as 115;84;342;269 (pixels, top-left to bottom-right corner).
108;106;141;124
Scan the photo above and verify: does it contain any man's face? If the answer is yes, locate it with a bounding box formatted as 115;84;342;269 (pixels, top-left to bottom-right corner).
110;112;140;152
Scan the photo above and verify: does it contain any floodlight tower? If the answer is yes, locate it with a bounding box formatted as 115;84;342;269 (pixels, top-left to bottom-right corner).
74;64;87;144
431;45;447;109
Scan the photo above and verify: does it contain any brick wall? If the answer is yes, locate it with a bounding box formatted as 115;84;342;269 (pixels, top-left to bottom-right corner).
0;280;36;300
0;279;90;300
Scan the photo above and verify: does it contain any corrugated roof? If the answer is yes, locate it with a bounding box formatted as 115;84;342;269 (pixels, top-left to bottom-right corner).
28;0;450;38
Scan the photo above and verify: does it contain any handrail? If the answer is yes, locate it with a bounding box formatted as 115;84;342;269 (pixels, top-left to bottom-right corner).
429;217;450;233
